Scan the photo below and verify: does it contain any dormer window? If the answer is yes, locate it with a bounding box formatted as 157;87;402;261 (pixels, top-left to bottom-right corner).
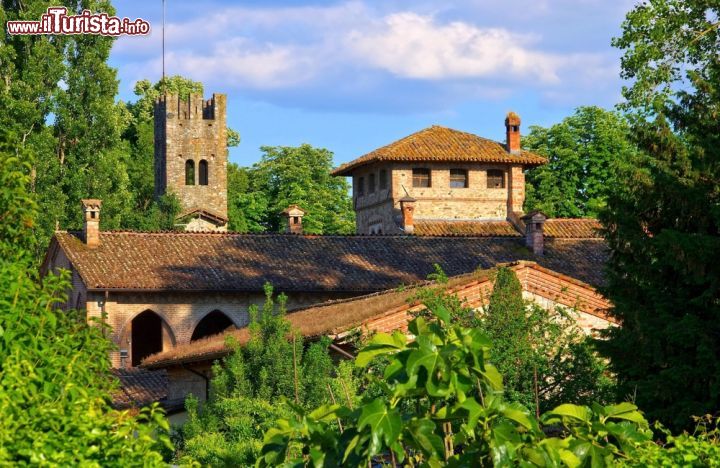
487;169;505;189
412;168;431;188
450;169;468;188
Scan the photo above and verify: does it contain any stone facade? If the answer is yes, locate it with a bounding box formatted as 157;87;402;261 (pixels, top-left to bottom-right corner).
154;93;228;230
352;162;525;234
81;290;351;368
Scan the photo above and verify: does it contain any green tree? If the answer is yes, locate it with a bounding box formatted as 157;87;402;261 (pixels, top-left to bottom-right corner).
0;132;171;465
523;106;637;218
257;287;653;467
229;145;355;233
597;0;720;431
177;284;356;465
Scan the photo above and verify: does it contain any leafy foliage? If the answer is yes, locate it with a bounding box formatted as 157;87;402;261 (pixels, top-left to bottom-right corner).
523;106;637;218
177;284;357;466
598;0;720;431
227;145;355;234
257;288;652;467
0;129;170;465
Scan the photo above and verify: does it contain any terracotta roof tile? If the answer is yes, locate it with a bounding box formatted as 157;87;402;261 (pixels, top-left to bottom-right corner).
111;368;168;409
52;232;606;292
331;126;547;176
142;261;611;369
414;220;522;237
544;219;602;238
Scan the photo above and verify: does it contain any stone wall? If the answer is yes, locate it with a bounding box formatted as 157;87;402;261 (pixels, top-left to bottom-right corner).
84;290;351;368
352;162;523;234
154;94;228;226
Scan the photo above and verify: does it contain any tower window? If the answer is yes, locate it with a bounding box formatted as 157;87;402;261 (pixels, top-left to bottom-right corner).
487;169;505;189
379;169;388;190
199;160;209;185
185;160;195;185
412;168;431;188
450;169;468;188
357;176;365;196
368;173;376;193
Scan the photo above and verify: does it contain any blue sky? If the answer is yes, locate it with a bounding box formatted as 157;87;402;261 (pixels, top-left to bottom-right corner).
110;0;635;168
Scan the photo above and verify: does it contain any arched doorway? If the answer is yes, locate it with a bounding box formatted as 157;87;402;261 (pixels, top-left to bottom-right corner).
191;310;236;341
131;310;164;367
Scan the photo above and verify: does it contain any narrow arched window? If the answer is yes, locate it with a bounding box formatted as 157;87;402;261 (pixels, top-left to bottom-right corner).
199;160;209;185
185;160;195;185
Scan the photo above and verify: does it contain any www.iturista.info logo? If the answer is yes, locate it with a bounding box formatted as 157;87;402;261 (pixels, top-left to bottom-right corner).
6;7;150;36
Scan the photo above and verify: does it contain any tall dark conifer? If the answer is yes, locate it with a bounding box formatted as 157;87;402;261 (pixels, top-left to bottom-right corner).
598;0;720;431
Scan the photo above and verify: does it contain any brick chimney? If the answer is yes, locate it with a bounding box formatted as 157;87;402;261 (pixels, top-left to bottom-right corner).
505;111;521;154
81;199;102;248
282;205;306;234
521;211;546;256
400;196;416;234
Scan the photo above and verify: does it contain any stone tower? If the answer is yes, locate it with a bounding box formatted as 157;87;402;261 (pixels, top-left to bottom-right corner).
154;93;228;231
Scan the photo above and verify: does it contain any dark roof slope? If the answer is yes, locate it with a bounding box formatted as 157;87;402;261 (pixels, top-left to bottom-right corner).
331;126;547;176
53;231;607;291
111;368;168;409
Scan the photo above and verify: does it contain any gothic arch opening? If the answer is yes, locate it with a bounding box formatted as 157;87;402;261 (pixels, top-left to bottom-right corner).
191;310;236;341
199;160;208;185
130;310;166;367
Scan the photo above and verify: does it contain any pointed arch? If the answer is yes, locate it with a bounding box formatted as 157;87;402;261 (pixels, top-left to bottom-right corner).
191;310;236;341
125;309;176;367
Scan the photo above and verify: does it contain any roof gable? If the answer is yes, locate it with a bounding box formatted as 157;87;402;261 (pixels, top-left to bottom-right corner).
331;125;547;176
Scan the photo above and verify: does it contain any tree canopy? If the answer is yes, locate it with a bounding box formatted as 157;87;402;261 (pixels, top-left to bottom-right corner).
598;0;720;431
523;106;637;218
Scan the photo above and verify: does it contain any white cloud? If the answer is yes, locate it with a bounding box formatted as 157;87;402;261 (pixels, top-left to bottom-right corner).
111;1;620;110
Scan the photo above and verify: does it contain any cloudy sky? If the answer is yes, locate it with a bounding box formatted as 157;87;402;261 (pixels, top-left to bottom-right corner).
111;0;635;167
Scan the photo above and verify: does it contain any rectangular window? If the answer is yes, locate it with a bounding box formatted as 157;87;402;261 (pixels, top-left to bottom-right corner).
357;176;365;196
487;169;505;189
379;169;388;190
450;169;468;188
369;173;376;193
412;168;431;188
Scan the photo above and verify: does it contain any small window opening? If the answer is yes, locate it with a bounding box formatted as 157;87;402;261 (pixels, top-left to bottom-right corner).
357;176;365;196
379;169;388;190
199;160;209;185
450;169;468;188
185;160;195;185
369;173;376;193
412;168;431;188
293;216;300;224
487;169;505;189
90;211;96;219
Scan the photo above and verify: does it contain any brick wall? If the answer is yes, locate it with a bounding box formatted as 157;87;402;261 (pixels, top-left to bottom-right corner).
361;264;613;336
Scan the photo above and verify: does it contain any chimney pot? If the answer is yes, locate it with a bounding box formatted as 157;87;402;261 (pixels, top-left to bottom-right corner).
505;111;521;154
282;205;306;234
81;199;102;248
400;196;416;234
521;211;546;256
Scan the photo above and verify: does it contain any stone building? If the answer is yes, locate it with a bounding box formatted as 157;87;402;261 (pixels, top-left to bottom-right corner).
332;113;546;235
154;93;228;231
40;99;610;408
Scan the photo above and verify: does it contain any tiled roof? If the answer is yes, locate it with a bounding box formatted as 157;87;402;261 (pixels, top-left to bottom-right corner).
544;219;602;238
332;126;547;176
142;261;612;369
111;368;168;409
414;220;522;237
52;231;607;292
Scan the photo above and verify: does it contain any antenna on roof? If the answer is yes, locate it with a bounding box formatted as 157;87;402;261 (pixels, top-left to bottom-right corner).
402;184;410;197
161;0;166;90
